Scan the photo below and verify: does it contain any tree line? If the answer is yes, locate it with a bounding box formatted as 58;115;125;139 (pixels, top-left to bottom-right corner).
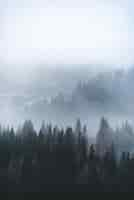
0;118;133;192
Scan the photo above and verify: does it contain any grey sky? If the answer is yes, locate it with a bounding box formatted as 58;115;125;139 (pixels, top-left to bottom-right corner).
0;0;134;66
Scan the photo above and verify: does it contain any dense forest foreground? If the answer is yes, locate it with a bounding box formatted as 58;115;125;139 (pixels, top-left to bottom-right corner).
0;117;133;192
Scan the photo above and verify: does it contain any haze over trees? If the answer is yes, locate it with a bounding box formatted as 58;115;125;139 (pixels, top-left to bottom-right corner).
1;65;134;129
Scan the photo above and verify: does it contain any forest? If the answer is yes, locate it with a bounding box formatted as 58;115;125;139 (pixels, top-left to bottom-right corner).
0;117;133;192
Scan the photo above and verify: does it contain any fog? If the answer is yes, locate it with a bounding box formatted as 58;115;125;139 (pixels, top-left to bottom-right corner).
1;0;134;135
0;64;133;137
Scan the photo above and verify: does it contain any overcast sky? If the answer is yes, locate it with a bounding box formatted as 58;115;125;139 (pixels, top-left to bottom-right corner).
0;0;134;66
